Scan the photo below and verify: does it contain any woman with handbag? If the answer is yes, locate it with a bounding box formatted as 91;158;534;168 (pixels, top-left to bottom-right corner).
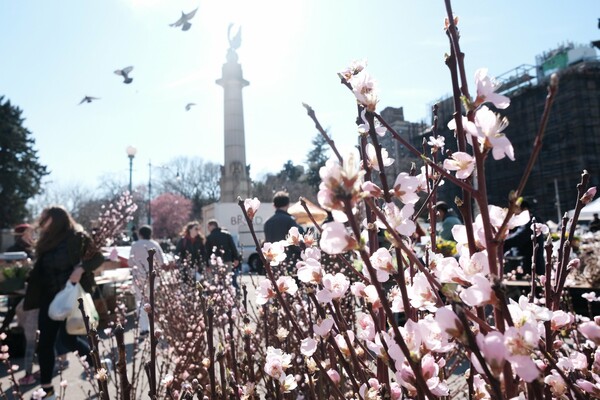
23;206;104;400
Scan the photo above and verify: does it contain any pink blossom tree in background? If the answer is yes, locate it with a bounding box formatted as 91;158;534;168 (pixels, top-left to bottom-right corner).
150;193;192;239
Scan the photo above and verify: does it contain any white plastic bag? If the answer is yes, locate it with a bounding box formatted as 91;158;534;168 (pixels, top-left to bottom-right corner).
66;284;99;335
48;281;79;321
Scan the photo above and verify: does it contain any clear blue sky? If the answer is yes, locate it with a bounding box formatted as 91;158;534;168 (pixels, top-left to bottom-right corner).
1;0;598;192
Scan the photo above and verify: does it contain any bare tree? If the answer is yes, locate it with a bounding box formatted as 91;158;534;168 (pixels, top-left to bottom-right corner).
155;156;220;219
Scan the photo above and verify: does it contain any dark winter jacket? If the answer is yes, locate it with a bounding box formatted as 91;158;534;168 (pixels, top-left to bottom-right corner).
175;236;207;271
205;228;240;263
23;231;104;310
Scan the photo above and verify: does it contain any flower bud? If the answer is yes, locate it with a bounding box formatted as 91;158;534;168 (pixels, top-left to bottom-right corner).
581;186;597;205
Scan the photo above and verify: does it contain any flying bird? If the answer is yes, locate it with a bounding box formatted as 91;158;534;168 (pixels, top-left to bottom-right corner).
185;102;196;111
114;66;134;84
79;96;99;105
170;8;198;31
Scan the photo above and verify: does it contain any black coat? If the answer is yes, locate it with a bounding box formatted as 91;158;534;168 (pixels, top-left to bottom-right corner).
175;236;207;271
205;228;240;263
264;209;303;243
24;231;104;310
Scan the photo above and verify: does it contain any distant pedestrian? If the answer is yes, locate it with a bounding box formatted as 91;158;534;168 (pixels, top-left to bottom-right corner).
128;225;165;335
175;221;207;283
590;213;600;233
504;200;545;275
264;191;305;274
7;223;35;259
205;219;241;291
435;201;462;242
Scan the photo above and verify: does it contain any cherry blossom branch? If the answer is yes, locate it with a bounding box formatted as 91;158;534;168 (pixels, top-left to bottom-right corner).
300;197;323;233
374;113;475;194
344;201;436;399
144;249;158;399
365;111;392;204
302;103;343;164
78;300;110;400
553;171;590;309
114;324;132;400
493;76;559;244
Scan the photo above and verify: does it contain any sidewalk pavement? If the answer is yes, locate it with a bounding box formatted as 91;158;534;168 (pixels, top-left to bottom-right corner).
0;274;262;400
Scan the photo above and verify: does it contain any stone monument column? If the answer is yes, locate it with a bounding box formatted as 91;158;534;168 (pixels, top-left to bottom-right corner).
216;24;251;202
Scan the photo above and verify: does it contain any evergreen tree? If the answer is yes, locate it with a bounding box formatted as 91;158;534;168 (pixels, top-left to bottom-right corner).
305;133;330;192
0;97;48;228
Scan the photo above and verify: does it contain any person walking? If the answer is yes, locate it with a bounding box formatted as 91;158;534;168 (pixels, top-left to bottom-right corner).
434;201;462;242
7;223;35;259
264;191;304;272
590;213;600;233
128;225;165;336
175;221;207;284
205;219;241;291
23;206;104;400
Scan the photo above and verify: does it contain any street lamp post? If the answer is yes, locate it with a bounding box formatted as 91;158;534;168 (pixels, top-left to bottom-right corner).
126;145;137;194
148;160;153;225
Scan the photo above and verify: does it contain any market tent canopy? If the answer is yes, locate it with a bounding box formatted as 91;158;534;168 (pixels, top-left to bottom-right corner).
288;198;328;225
567;197;600;221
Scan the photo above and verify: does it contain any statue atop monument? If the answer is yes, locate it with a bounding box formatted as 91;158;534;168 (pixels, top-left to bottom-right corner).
226;23;242;63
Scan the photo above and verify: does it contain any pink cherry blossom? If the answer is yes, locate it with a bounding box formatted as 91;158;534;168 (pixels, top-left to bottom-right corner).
474;68;511;109
334;331;355;357
361;181;383;198
421;353;449;396
297;257;322;284
443;151;475;179
382;202;416;237
468;106;515;161
579;321;600;345
326;369;341;384
418;314;454;353
300;337;318;357
279;373;297;393
256;279;275;305
435;306;463;339
369;247;395;282
356;312;376;341
318;152;364;211
276;276;298;296
391;172;420;204
339;59;367;82
406;272;437;311
551;310;573;330
243;197;261;219
576;374;600;397
459;251;490;279
357;109;387;137
348;70;379;111
582;292;598;302
460;273;494;307
317;273;350;303
262;241;287;265
264;347;292;380
313;318;334;337
544;369;567;398
427;135;445;153
504;323;540;382
286;227;302;246
320;222;356;255
475;331;506;376
366;143;394;172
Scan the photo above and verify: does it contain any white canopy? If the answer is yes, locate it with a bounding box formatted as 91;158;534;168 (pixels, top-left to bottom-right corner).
568;197;600;221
